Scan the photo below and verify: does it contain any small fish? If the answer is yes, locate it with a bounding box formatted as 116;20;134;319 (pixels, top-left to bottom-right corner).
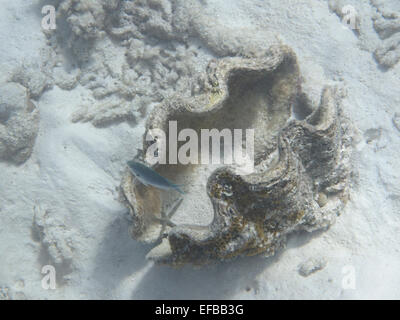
127;160;184;195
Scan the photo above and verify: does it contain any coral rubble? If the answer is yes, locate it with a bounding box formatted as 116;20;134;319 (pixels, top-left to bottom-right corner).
48;0;277;127
0;82;40;164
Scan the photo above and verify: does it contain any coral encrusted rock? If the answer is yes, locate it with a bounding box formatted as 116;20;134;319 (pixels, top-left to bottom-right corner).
0;82;40;164
120;45;353;266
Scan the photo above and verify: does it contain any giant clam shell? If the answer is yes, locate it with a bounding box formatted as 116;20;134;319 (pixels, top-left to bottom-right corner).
120;45;352;266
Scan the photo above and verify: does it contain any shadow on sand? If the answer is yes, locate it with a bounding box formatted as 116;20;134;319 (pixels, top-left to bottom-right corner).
130;228;327;299
91;213;152;298
90;207;327;299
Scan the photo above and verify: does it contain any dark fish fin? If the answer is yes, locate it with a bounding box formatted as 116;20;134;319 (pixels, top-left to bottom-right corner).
174;186;185;195
170;182;185;194
172;183;184;187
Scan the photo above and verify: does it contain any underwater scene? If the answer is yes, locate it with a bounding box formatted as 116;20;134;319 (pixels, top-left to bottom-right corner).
0;0;400;300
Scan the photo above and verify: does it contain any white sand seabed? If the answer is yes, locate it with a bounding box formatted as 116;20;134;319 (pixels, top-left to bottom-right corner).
0;0;400;299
